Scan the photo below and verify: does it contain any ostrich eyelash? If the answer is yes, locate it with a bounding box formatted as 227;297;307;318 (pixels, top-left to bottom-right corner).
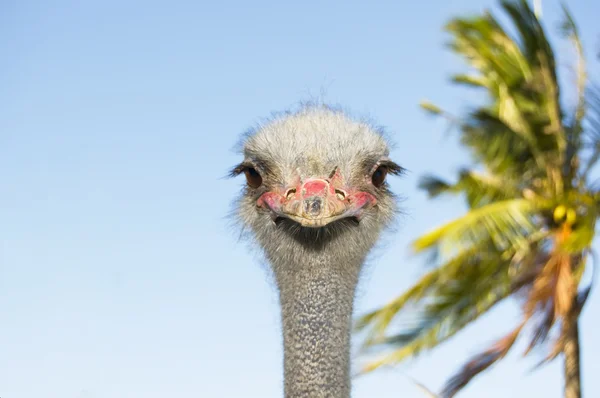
377;160;405;176
229;162;253;177
364;159;405;177
229;160;275;180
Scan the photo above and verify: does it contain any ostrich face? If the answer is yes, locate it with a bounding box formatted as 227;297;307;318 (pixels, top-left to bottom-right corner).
231;107;402;252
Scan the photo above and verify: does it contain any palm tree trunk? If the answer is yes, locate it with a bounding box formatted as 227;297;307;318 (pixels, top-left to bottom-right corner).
564;304;582;398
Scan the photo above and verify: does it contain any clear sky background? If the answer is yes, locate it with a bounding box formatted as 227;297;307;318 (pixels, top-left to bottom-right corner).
1;1;599;397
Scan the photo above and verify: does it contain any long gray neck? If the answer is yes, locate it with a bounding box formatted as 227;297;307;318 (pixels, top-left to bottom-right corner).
274;253;362;398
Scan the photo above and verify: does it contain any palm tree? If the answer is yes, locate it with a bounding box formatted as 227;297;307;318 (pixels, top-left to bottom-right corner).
354;1;599;397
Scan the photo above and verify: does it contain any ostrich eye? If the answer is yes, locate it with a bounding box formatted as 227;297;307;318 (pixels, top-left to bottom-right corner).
244;167;263;188
371;166;388;188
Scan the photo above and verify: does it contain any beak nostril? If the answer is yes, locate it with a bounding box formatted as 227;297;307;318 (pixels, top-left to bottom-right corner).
285;188;297;200
335;189;347;201
303;197;323;216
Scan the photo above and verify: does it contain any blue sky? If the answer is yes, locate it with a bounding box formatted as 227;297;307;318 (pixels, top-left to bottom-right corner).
1;0;599;397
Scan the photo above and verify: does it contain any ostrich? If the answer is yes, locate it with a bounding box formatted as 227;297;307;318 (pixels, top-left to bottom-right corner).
230;104;403;398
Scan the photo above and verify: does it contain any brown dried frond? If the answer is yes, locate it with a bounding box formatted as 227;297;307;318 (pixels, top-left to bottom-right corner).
440;323;525;397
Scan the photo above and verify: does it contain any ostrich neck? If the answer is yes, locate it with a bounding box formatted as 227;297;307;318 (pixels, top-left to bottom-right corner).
274;252;362;398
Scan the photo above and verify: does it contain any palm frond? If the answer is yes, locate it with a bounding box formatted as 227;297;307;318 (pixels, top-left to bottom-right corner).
523;302;556;356
573;250;596;316
444;8;559;173
419;168;520;208
460;109;539;178
445;15;537;142
418;175;453;198
407;376;440;398
501;0;565;150
413;198;541;255
420;101;444;116
353;262;450;337
442;0;573;188
559;4;587;186
582;84;600;179
440;322;525;397
451;73;489;89
357;247;515;374
355;246;486;343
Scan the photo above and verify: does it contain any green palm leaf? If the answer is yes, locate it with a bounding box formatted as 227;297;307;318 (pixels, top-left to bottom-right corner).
419;169;520;208
357;247;515;374
413;198;541;254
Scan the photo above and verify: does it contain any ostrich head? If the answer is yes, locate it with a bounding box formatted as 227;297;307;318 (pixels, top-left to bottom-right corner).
230;105;402;398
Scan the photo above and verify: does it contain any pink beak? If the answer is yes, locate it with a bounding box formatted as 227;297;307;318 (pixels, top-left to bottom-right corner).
256;173;377;228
